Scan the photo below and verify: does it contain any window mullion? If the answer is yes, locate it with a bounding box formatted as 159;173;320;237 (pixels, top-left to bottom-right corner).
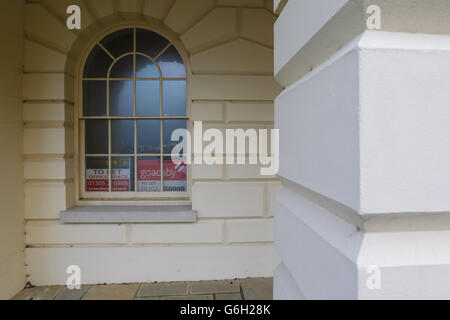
133;28;137;118
133;28;138;193
134;120;138;193
107;64;111;193
106;76;110;117
108;119;112;193
160;69;163;192
154;42;171;61
160;119;164;193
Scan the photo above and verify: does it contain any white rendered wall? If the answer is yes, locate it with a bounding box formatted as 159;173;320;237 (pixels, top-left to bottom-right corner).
274;0;450;300
0;0;26;299
23;0;281;286
359;32;450;214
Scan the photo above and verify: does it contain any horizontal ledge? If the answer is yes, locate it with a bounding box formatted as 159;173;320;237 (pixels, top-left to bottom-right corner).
60;205;197;224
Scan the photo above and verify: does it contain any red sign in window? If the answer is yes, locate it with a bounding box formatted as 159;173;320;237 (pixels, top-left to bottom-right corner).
86;169;109;192
137;159;187;192
111;169;130;192
138;159;161;192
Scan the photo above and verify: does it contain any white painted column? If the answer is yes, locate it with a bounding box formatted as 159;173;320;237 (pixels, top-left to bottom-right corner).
273;0;450;299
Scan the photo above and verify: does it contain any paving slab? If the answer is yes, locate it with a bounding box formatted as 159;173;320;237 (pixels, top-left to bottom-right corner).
82;284;139;300
240;278;273;300
12;278;273;301
215;293;242;300
54;286;89;300
160;295;214;300
190;280;240;294
12;286;63;300
137;282;189;297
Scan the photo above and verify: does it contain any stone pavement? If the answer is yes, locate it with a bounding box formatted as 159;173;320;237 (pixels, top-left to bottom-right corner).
12;278;273;300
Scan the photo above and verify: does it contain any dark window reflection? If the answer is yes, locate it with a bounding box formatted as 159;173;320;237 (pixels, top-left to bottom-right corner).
136;29;169;59
136;80;160;116
83;45;113;78
110;55;133;78
157;45;186;78
163;119;187;154
110;80;133;116
100;28;133;58
85;120;108;154
137;120;161;154
83;81;106;116
163;80;186;116
111;120;134;154
136;55;160;78
112;156;135;192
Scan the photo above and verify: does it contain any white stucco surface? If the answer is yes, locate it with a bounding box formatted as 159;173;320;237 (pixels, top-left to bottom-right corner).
274;0;450;299
0;0;26;300
276;30;450;215
276;43;361;211
360;31;450;214
274;0;348;75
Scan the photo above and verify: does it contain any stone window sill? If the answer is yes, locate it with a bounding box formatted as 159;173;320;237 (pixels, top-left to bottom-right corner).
60;205;197;224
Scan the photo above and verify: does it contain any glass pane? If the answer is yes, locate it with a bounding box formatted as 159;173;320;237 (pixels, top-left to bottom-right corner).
112;156;135;192
163;119;187;154
85;120;108;154
136;81;160;116
83;45;113;78
83;81;106;116
85;157;109;192
110;80;133;116
137;120;161;154
163;156;187;192
137;120;160;154
110;55;133;78
157;45;186;78
111;120;134;154
100;28;133;58
136;29;169;59
137;157;161;192
163;80;186;116
136;55;159;78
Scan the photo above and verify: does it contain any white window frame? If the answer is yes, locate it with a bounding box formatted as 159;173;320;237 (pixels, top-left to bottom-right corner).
74;25;192;204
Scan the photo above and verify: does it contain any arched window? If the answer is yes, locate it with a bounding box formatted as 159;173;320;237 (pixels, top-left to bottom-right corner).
80;28;188;199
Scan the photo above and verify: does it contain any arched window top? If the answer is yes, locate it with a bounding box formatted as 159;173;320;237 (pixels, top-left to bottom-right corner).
109;54;134;78
83;28;186;79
